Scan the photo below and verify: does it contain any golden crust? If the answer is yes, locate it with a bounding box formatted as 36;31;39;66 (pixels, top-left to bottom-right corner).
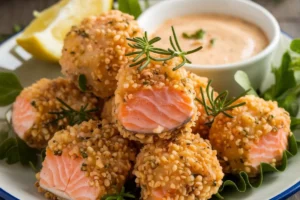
209;95;291;177
101;96;116;124
36;119;137;199
13;77;101;149
134;131;224;200
60;10;142;98
114;58;198;144
188;72;217;138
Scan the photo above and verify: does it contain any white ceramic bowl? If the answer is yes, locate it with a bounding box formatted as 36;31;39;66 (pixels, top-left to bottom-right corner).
138;0;281;96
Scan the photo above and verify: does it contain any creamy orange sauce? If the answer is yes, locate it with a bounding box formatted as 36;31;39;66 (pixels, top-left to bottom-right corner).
152;14;269;65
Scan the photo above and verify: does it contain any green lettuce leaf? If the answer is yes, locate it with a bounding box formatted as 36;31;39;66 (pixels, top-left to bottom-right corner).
290;39;300;54
234;70;258;96
118;0;142;19
276;84;300;117
263;52;296;100
0;72;23;106
216;134;298;198
0;121;39;166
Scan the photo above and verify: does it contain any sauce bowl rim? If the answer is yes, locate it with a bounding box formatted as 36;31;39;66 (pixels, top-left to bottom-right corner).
138;0;281;70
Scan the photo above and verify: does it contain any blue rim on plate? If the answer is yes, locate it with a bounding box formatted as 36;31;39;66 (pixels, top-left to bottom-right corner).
271;181;300;200
0;32;299;200
0;188;18;200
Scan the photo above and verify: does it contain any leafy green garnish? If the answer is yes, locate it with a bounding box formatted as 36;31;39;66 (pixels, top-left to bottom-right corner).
0;72;23;106
235;43;300;118
276;84;300;117
263;52;297;100
182;29;205;40
0;122;39;166
217;134;298;198
78;74;87;92
291;117;300;131
290;39;300;53
260;43;300;117
118;0;142;19
102;187;135;200
234;70;258;96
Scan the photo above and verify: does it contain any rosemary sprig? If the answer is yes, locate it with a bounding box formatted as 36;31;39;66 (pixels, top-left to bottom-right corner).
126;26;202;71
196;80;250;125
49;98;98;126
102;187;135;200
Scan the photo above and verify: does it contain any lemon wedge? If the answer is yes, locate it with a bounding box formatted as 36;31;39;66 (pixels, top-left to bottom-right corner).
16;0;113;62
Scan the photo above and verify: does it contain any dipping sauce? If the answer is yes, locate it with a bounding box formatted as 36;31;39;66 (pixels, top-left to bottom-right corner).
152;14;269;65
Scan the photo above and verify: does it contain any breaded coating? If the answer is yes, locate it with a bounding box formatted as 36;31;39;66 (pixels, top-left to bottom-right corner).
101;96;115;124
134;131;224;200
114;58;197;144
60;10;142;98
188;72;217;138
36;120;137;200
12;77;101;149
209;95;291;177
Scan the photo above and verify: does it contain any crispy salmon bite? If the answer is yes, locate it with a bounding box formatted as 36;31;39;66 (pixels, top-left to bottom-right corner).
60;10;142;98
209;95;291;177
11;78;101;149
133;132;224;200
36;119;137;200
114;57;197;144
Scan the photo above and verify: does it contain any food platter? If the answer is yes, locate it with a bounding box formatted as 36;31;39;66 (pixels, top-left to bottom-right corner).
0;30;299;200
0;0;300;200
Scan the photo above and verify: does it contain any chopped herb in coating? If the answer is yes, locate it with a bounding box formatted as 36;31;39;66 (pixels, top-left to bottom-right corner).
210;38;216;46
81;163;87;171
80;150;88;158
75;29;89;38
78;74;87;92
54;150;62;156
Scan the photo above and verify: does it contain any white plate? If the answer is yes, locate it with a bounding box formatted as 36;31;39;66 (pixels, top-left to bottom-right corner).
0;20;299;200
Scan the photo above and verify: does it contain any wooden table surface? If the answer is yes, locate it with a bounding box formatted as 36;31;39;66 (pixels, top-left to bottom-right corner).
0;0;299;199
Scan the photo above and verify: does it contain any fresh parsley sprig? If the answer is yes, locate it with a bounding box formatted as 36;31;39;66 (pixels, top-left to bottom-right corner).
126;26;202;71
196;80;249;125
102;187;135;200
49;98;98;126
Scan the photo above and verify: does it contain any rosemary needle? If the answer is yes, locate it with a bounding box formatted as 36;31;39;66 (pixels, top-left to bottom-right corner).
196;80;250;125
126;26;202;71
49;98;98;126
